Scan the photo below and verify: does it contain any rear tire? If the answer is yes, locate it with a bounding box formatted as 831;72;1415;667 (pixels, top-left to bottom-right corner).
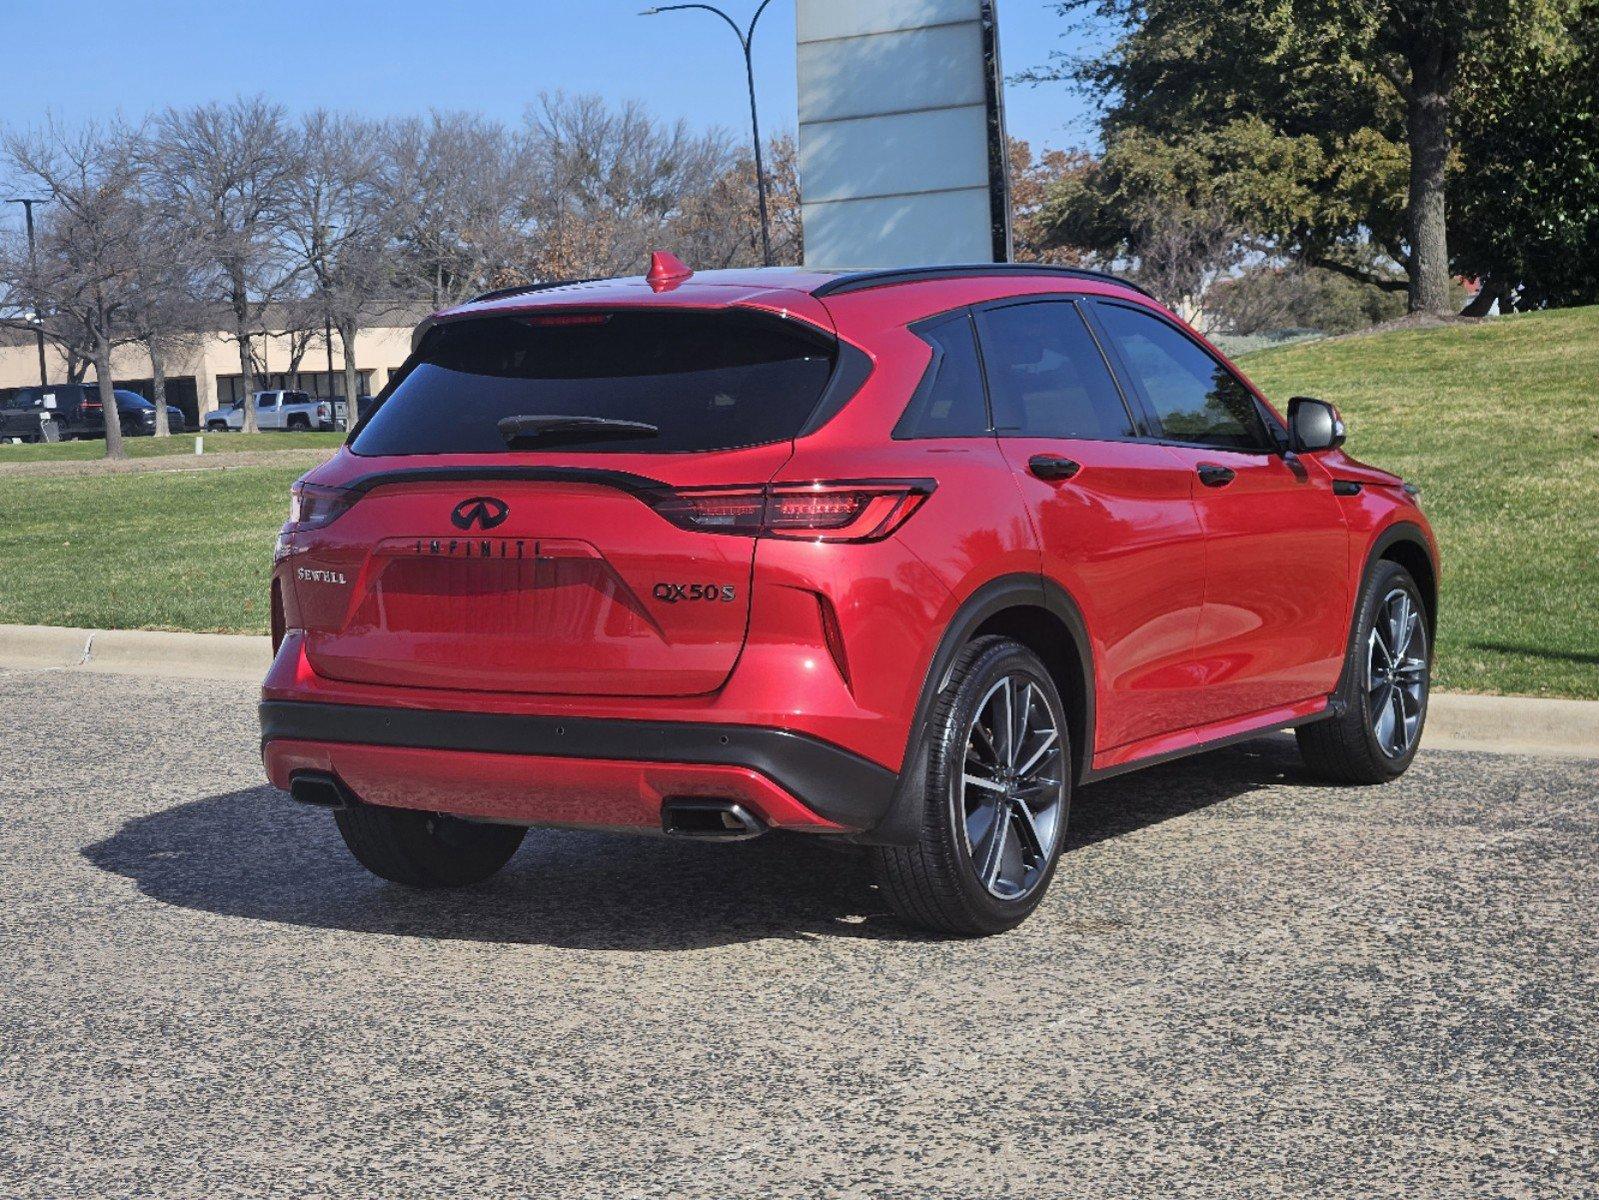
287;414;310;431
871;637;1071;936
334;804;525;887
1297;559;1431;784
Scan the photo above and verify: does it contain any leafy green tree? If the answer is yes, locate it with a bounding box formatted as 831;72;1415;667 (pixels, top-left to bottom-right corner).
1028;0;1578;312
1454;1;1599;309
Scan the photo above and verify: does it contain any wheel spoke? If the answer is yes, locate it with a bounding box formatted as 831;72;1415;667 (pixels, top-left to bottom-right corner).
1001;680;1017;769
1387;594;1407;657
979;806;1011;889
1011;796;1049;862
1369;626;1393;673
1015;728;1059;777
963;773;1007;794
1373;684;1396;747
1389;686;1408;753
970;719;1000;767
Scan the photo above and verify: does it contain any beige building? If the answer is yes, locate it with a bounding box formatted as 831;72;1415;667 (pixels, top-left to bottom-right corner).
0;305;431;427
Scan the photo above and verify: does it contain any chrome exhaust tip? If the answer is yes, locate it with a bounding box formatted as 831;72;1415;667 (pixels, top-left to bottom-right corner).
660;799;767;841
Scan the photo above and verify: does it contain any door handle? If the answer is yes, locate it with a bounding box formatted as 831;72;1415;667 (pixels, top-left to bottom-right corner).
1028;454;1081;482
1196;463;1236;488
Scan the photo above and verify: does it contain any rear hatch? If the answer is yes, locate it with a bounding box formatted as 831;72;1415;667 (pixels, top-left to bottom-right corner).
292;306;838;698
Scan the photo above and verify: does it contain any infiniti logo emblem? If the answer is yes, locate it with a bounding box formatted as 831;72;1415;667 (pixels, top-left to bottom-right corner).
451;496;510;531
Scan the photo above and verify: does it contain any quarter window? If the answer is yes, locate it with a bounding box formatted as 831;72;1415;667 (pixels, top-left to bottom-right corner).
895;314;989;438
1094;304;1270;450
979;301;1135;440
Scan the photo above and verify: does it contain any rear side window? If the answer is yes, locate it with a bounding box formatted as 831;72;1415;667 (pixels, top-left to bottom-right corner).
353;310;836;456
895;314;989;438
979;301;1136;441
1093;303;1270;450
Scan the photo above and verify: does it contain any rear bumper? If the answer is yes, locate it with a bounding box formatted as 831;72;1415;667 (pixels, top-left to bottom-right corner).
260;700;898;833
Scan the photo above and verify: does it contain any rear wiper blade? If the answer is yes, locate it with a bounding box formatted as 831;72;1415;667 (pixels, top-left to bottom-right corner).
497;414;660;446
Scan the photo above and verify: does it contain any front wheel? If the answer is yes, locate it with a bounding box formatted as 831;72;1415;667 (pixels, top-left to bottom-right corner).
334;804;526;887
871;637;1071;936
1297;559;1431;783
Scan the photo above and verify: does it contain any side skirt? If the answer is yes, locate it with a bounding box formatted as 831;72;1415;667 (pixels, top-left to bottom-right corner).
1082;697;1334;784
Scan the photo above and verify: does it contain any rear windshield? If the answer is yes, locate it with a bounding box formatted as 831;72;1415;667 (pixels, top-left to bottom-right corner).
351;310;836;456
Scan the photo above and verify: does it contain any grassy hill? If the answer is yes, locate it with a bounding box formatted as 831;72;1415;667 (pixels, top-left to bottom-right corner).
1239;307;1599;698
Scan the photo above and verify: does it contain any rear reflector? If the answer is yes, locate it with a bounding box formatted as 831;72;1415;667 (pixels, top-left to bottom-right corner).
644;481;933;543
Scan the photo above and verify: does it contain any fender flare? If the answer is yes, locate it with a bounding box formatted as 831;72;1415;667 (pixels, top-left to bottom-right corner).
858;573;1096;847
1330;520;1438;701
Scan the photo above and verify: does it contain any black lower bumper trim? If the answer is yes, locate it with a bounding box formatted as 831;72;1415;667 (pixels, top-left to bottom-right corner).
259;700;898;830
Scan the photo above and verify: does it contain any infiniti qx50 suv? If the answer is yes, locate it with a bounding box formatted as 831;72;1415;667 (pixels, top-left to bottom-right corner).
262;255;1436;935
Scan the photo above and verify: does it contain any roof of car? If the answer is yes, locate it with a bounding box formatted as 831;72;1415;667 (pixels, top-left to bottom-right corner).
459;263;1150;308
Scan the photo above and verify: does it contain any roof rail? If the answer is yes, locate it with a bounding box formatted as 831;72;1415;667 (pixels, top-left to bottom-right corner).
468;277;601;304
810;263;1155;300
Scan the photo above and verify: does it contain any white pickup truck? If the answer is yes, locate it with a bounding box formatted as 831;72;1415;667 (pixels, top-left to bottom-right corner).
203;390;342;432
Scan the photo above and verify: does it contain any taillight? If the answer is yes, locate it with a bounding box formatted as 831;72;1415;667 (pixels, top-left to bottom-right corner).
286;481;356;530
644;481;933;543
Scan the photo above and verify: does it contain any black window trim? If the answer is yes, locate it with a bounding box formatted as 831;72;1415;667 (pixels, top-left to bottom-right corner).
1082;298;1287;456
970;293;1150;446
892;310;995;441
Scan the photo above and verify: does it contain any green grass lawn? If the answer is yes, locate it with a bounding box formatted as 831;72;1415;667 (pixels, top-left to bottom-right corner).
0;429;344;463
1239;307;1599;698
0;311;1594;697
0;466;300;634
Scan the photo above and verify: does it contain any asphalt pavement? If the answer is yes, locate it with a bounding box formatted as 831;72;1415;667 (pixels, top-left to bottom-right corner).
2;666;1595;1199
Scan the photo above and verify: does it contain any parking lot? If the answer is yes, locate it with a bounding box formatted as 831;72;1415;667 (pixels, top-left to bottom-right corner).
2;665;1595;1198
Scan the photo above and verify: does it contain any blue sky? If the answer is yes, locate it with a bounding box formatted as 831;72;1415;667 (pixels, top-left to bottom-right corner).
7;1;1106;152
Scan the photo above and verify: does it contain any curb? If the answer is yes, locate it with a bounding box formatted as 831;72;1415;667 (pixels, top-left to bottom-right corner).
0;623;272;683
1;623;1594;758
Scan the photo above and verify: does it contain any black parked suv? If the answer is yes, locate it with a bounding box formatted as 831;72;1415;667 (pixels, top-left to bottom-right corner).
0;385;187;442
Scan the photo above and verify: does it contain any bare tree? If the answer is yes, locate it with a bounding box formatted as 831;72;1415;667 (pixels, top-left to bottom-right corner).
525;92;733;279
381;112;534;307
0;119;159;459
124;193;204;437
1125;202;1243;331
286;111;394;427
672;132;801;269
152;98;300;433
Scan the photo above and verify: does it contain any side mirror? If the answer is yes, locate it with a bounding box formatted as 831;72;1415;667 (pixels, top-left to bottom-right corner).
1287;396;1345;453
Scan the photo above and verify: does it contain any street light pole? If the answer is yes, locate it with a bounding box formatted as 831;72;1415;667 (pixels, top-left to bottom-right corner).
8;197;51;385
642;1;775;266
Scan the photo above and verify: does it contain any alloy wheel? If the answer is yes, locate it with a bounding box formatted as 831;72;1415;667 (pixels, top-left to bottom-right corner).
957;674;1066;900
1367;587;1429;758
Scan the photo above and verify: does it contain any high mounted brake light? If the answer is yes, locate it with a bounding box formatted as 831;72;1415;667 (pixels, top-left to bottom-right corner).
644;481;934;543
523;313;612;327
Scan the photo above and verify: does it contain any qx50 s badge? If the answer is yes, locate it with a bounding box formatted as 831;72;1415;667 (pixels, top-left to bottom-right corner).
451;496;510;532
653;582;737;604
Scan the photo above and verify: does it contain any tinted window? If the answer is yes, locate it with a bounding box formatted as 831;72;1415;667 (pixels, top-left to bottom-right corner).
353;311;836;456
895;314;988;438
980;301;1135;440
1094;304;1269;450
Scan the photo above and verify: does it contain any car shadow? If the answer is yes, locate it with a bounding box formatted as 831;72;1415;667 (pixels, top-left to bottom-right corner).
81;735;1313;951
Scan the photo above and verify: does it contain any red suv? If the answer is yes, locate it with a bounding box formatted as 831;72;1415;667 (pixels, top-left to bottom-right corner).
262;258;1437;935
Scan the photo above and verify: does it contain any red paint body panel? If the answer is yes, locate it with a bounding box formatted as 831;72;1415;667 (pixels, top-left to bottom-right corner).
264;739;847;831
1173;446;1351;725
265;266;1437;836
997;436;1208;750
